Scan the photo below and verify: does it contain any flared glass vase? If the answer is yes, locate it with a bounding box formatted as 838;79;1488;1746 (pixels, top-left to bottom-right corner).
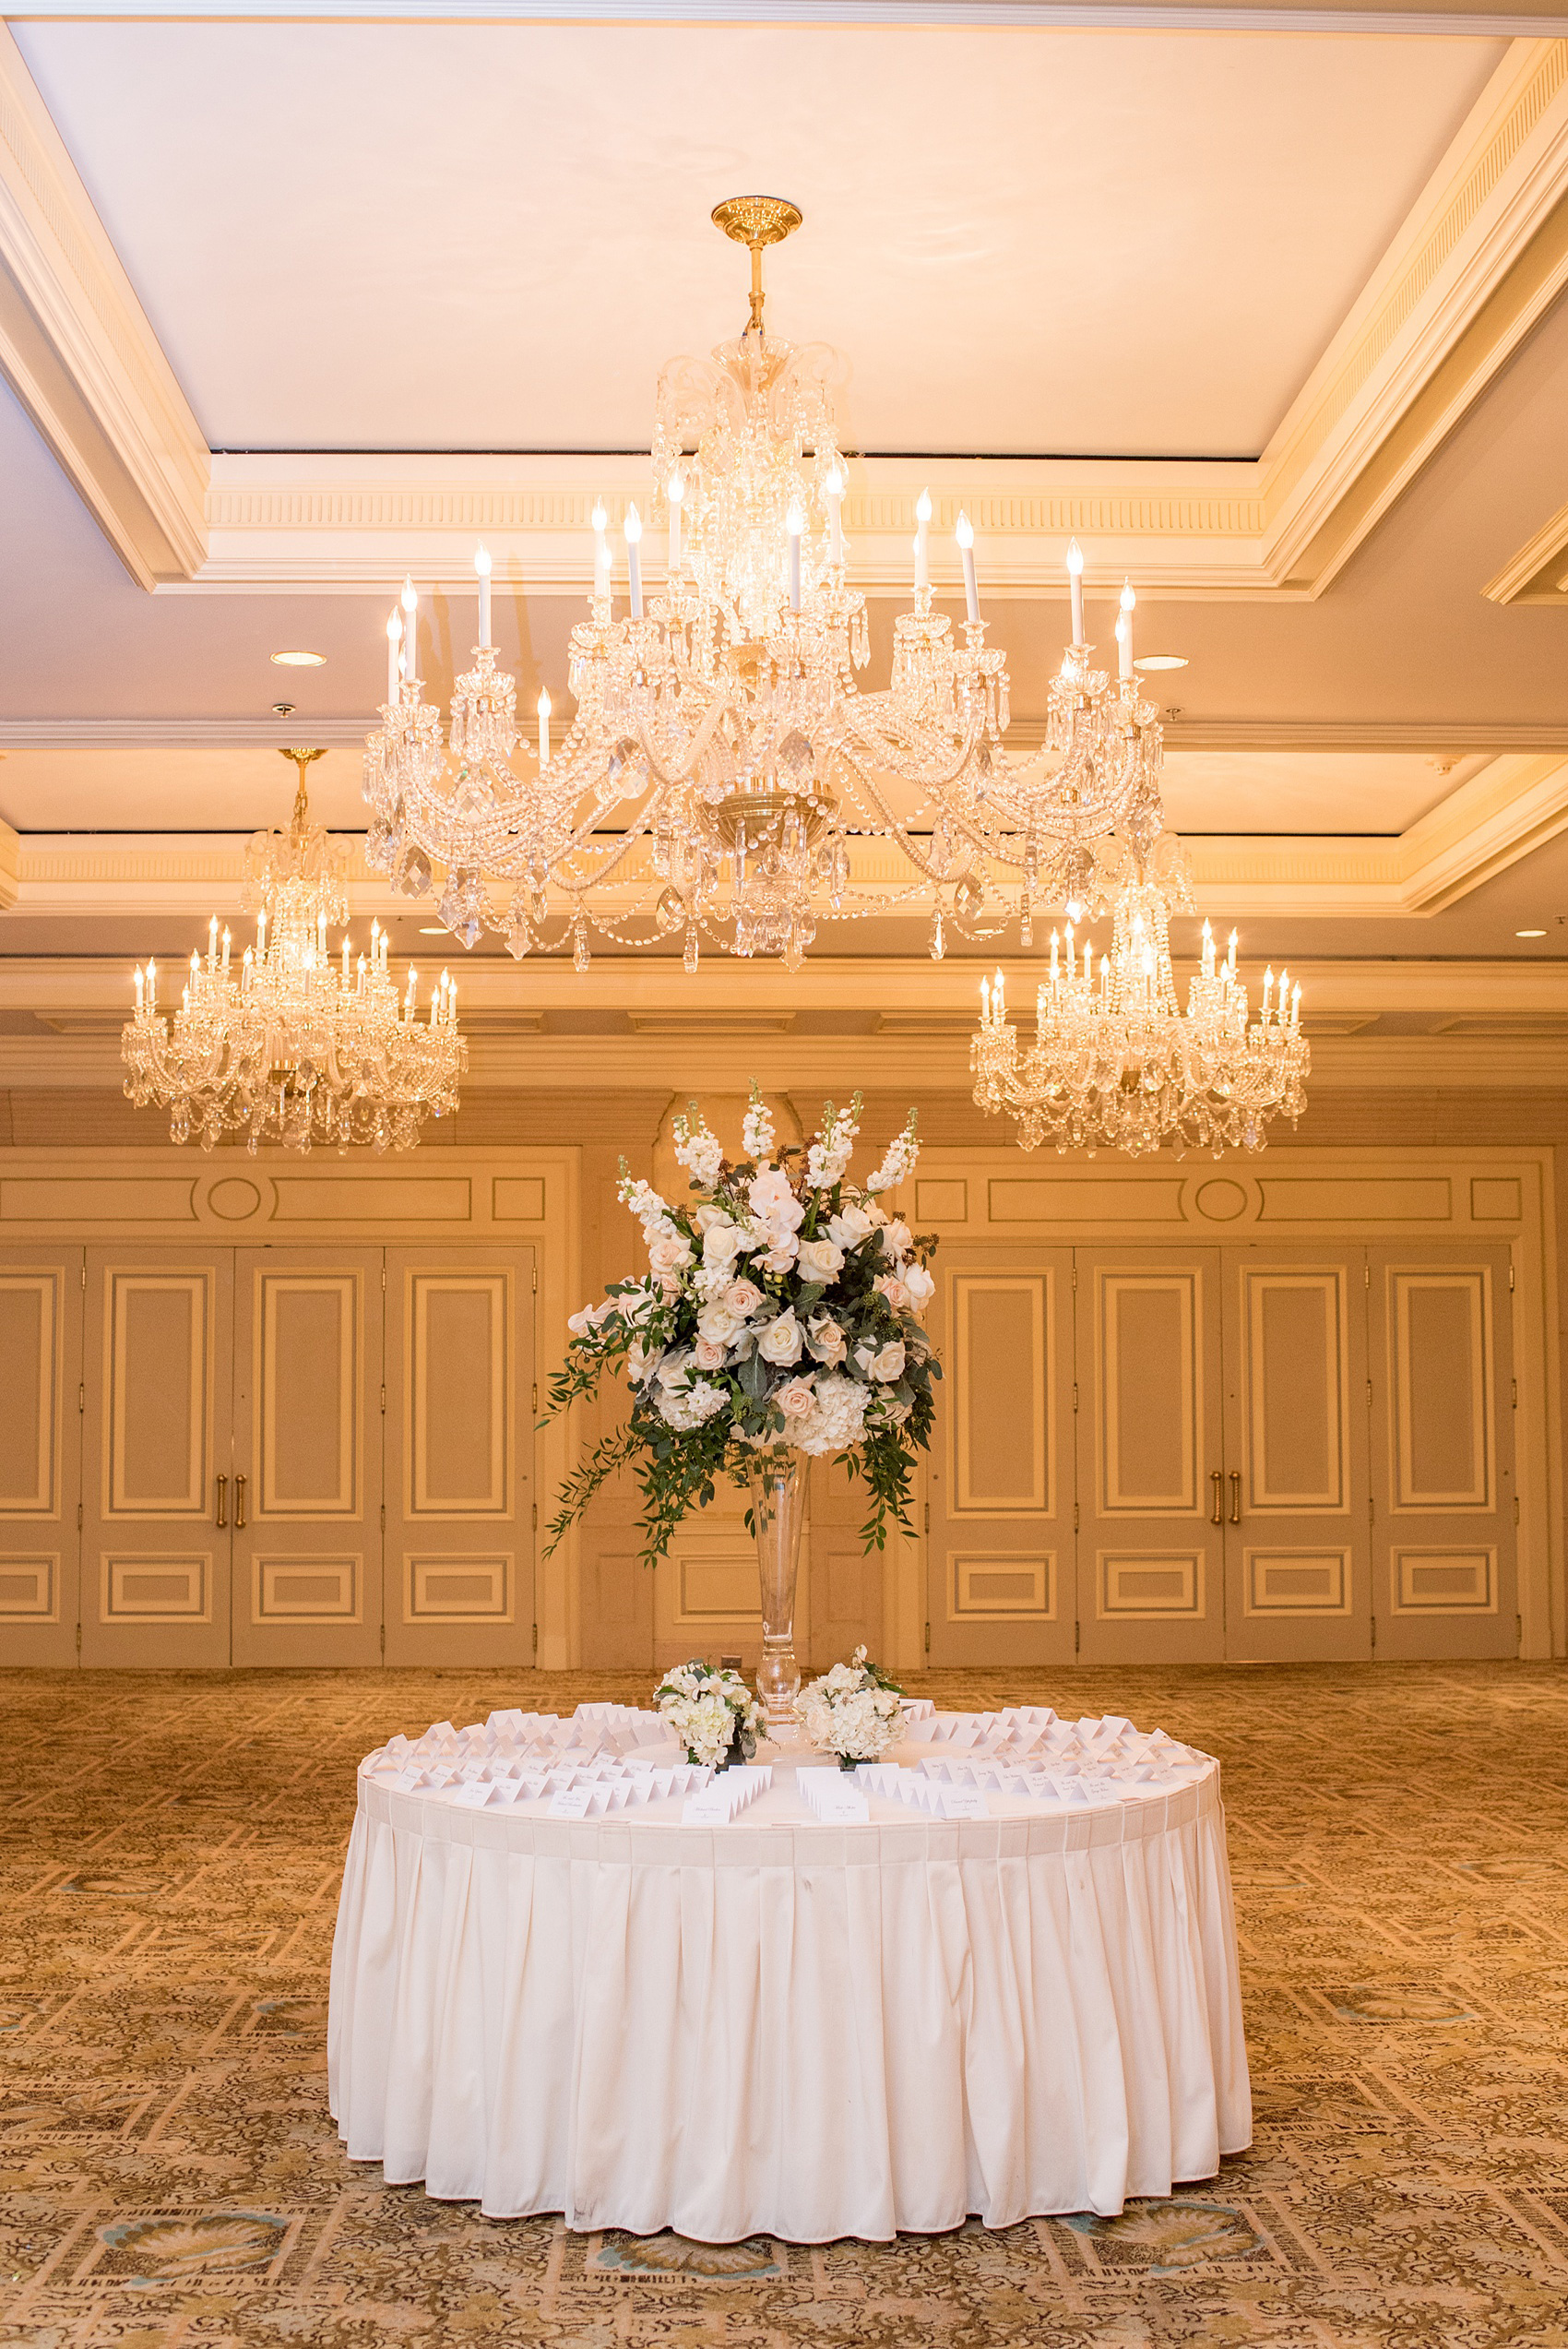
750;1453;806;1728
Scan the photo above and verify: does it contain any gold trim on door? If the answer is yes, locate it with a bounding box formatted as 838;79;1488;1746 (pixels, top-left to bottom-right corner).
256;1270;360;1518
106;1271;210;1517
1241;1269;1349;1512
1098;1270;1201;1514
948;1272;1050;1516
0;1273;60;1517
408;1272;509;1518
1388;1270;1495;1511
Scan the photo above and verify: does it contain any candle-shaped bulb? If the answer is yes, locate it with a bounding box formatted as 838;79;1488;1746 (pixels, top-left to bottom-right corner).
980;974;990;1019
341;932;350;978
1066;537;1086;646
826;465;845;566
386;608;402;700
956;509;980;624
400;576;418;684
537;686;552;769
591;501;607;533
591;501;610;600
134;964;144;1006
474;543;493;649
624;503;644;619
914;487;932;592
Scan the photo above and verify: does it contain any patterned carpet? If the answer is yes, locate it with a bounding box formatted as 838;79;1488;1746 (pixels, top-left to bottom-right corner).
1;1663;1566;2349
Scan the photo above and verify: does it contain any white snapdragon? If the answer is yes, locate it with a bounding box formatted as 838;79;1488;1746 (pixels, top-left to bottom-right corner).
672;1109;725;1189
619;1173;674;1226
742;1090;776;1161
864;1114;920;1197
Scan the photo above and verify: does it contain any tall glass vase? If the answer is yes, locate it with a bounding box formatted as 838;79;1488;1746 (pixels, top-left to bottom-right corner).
750;1453;806;1730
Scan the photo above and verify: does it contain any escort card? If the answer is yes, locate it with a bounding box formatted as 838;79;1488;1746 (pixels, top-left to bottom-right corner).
939;1785;990;1820
546;1785;594;1819
452;1781;495;1809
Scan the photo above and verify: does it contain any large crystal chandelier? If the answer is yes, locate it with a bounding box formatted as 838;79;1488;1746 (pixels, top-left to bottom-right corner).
970;839;1310;1158
123;750;467;1154
362;197;1166;969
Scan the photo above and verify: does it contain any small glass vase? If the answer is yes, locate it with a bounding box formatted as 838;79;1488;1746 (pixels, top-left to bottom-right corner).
750;1452;807;1730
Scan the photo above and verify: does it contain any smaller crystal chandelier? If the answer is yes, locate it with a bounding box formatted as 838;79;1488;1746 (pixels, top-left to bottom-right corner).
971;844;1310;1158
122;750;467;1155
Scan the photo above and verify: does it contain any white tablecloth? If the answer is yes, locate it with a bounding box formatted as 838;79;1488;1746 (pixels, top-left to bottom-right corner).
328;1730;1251;2243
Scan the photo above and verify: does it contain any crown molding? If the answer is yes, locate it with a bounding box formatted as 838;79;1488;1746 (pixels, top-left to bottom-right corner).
0;23;208;587
0;716;374;749
1482;491;1568;601
4;3;1564;29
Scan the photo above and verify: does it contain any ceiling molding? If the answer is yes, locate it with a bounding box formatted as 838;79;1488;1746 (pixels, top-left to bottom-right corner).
0;23;208;587
0;1015;1558;1097
8;715;1568;757
3;958;1568;1024
1260;37;1568;592
1482;491;1568;600
3;3;1563;29
1;756;1562;918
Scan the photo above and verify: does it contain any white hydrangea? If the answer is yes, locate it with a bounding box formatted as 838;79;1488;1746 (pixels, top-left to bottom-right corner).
786;1370;868;1457
794;1647;903;1764
656;1376;729;1431
655;1662;765;1767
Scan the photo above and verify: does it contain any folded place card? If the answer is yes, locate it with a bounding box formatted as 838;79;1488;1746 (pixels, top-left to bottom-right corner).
452;1781;495;1809
683;1784;737;1825
547;1785;595;1819
796;1768;871;1824
939;1784;991;1820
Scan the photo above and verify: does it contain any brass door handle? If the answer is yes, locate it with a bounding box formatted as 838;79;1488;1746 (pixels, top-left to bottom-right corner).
1209;1470;1223;1526
1229;1469;1241;1524
215;1473;227;1528
234;1473;247;1530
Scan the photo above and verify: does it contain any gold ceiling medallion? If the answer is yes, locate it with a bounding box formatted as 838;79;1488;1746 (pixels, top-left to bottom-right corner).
711;195;803;331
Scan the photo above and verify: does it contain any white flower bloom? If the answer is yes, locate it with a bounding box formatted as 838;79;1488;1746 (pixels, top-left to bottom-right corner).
647;1232;695;1275
879;1221;913;1261
806;1314;848;1366
872;1341;907;1383
723;1279;766;1318
702;1221;743;1267
775;1374;817;1419
790;1371;868;1456
742;1099;777;1160
875;1274;910;1314
626;1340;663;1385
756;1310;805;1366
749;1166;803;1231
864;1116;921;1196
826;1205;874;1252
903;1262;935;1312
693;1338;728;1372
657;1349;695;1391
761;1235;800;1274
795;1235;845;1282
656;1377;729;1432
696;1303;743;1346
794;1643;903;1762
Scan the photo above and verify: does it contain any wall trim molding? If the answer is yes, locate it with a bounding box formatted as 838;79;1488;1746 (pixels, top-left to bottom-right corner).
1483;491;1568;602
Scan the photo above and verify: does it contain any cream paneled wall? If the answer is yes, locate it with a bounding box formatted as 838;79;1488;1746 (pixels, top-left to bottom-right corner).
0;1105;1561;1668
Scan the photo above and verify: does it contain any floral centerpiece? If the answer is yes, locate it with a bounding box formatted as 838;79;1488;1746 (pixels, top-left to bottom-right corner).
655;1660;765;1770
544;1088;939;1722
796;1647;905;1770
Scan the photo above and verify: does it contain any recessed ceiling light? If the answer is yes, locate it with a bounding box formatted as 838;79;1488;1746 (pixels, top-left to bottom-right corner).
1134;654;1188;673
1516;927;1547;937
271;649;326;668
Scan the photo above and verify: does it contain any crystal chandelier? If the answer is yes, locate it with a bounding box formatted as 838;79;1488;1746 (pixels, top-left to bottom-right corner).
362;197;1166;970
123;749;467;1154
971;841;1310;1158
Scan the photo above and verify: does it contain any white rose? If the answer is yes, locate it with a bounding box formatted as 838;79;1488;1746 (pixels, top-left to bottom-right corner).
880;1221;913;1259
648;1232;695;1275
826;1205;873;1252
903;1262;935;1311
697;1303;742;1346
796;1235;844;1282
724;1279;765;1318
702;1221;742;1266
756;1311;805;1366
626;1340;662;1384
872;1341;906;1382
775;1375;817;1420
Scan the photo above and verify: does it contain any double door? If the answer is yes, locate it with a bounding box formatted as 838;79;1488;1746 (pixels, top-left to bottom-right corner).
927;1241;1516;1666
0;1243;535;1669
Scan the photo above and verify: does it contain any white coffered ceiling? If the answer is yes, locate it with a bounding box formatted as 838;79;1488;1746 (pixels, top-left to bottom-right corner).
0;0;1566;1012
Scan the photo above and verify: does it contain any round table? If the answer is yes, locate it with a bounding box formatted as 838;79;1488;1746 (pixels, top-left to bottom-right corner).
328;1715;1251;2244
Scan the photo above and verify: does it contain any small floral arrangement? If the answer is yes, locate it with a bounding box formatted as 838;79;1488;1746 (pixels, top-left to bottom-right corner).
795;1646;905;1771
543;1086;939;1565
655;1659;766;1770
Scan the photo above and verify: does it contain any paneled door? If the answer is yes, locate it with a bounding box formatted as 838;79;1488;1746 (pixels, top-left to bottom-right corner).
1075;1249;1226;1664
0;1249;83;1666
805;1455;884;1672
1368;1247;1517;1659
231;1247;385;1666
1221;1247;1372;1662
82;1250;232;1668
926;1250;1076;1665
384;1248;536;1668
